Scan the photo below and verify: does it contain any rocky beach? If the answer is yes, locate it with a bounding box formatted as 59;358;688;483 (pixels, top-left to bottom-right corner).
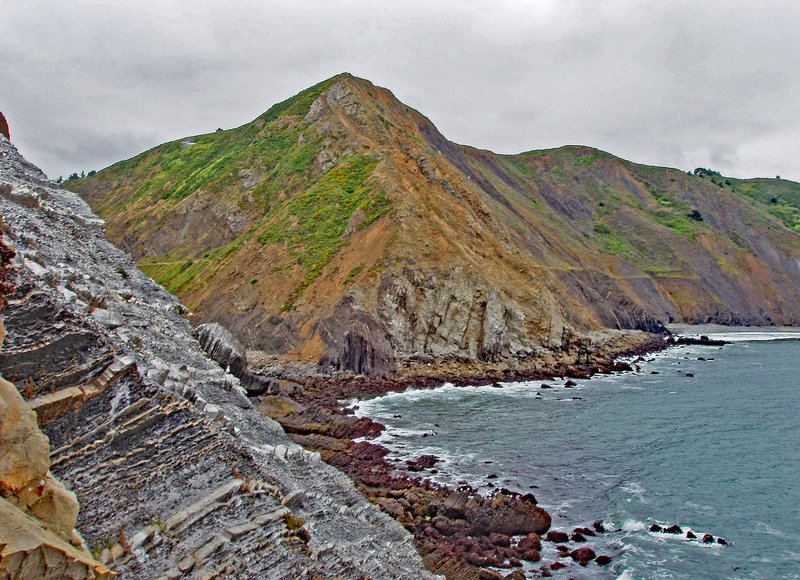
242;328;668;578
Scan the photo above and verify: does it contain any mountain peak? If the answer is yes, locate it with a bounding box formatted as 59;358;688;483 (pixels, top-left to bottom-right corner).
68;75;800;377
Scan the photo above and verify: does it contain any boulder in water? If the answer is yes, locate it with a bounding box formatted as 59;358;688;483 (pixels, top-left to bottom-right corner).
545;530;569;543
518;532;542;552
570;547;596;563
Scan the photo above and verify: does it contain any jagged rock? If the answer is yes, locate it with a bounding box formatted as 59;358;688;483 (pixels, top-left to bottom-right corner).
0;375;79;541
377;267;534;364
319;295;396;376
518;532;542;552
194;322;248;376
430;489;550;537
0;497;113;579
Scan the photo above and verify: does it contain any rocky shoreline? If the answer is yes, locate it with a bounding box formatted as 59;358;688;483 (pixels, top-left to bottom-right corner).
252;332;668;579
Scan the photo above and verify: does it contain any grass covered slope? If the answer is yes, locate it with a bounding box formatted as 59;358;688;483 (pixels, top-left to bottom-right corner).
69;74;800;375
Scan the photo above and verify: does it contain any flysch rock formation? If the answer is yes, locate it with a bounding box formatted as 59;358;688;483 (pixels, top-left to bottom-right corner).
0;184;111;578
0;130;439;578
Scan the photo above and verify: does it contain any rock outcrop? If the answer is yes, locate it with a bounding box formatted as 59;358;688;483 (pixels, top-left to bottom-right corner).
0;112;8;141
0;225;112;578
0;129;438;577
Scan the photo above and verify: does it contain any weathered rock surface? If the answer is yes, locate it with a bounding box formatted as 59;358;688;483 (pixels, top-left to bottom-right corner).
0;133;439;578
0;225;111;579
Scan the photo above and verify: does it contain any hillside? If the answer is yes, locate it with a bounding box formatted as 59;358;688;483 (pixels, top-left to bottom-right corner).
69;73;800;376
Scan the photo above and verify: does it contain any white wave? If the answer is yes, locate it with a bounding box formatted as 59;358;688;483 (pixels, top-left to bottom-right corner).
622;519;647;532
668;324;800;342
621;481;647;497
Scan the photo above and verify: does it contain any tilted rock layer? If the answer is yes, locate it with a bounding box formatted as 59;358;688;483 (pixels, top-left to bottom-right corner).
0;132;438;578
0;223;112;578
70;74;800;375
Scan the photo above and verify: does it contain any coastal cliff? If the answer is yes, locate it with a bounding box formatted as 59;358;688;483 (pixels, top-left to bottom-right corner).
68;74;800;376
0;129;437;578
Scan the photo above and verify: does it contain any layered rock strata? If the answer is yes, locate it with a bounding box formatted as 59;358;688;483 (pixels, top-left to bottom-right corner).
0;224;112;578
0;132;437;577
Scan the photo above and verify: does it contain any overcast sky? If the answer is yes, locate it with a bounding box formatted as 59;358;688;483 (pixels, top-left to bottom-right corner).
2;0;798;182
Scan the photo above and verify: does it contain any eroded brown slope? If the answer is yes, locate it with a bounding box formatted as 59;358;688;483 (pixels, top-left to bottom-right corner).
70;74;800;376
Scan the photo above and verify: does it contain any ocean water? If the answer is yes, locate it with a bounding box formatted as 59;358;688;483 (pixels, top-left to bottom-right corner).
354;328;800;579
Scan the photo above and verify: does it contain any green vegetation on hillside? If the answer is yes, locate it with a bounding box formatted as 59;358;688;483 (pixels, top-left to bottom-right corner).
138;228;254;296
69;74;398;306
728;177;800;233
258;154;385;307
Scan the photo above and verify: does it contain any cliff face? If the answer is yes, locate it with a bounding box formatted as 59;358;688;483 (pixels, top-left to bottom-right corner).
0;200;111;577
69;74;800;375
0;134;436;578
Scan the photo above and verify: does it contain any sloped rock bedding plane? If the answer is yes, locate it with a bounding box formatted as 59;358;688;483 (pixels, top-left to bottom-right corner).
0;134;438;578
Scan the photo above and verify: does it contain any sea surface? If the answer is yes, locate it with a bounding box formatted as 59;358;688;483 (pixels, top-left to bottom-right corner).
354;327;800;579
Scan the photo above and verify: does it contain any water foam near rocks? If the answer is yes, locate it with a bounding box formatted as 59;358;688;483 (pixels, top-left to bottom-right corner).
359;335;800;578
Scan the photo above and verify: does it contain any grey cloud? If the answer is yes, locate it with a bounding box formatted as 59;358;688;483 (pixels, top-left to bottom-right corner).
1;0;798;181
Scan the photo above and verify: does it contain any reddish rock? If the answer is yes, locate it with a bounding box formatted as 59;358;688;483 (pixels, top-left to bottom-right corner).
0;111;8;140
716;537;727;545
570;532;587;542
489;533;511;547
664;524;683;534
573;526;596;536
686;530;696;539
550;561;567;570
518;532;542;552
702;534;714;543
649;523;662;532
432;515;466;536
521;549;540;562
570;547;596;563
545;530;569;543
593;520;606;533
595;555;612;565
406;454;438;471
